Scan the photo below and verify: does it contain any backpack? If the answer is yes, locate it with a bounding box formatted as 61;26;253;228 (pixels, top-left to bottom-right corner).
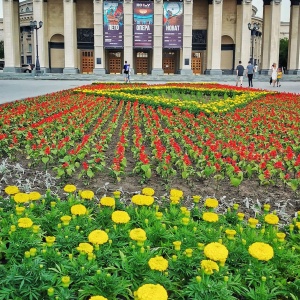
124;64;129;74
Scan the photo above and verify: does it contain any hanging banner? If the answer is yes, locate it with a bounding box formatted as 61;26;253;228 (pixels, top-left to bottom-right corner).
103;2;124;48
133;2;154;48
163;2;183;48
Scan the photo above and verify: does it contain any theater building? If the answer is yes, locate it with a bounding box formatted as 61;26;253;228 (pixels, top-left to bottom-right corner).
2;0;299;75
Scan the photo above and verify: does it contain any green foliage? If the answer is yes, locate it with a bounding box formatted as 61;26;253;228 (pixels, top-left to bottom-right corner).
0;41;4;59
279;38;288;69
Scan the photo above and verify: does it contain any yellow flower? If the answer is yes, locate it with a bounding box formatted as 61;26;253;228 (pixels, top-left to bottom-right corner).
132;194;154;206
46;236;56;246
202;212;219;223
135;284;168;300
61;276;71;288
18;217;33;228
80;190;94;200
204;242;229;262
148;256;168;271
185;248;193;257
88;230;109;245
193;195;201;203
276;232;286;242
77;242;94;254
113;190;121;199
100;196;115;207
201;259;219;275
5;186;20;195
225;229;237;240
15;206;25;215
64;184;77;193
237;212;245;221
182;217;190;225
296;222;300;229
248;242;274;261
89;296;108;300
264;214;279;225
129;228;147;242
170;196;180;204
111;210;130;224
173;241;181;251
248;218;259;228
28;192;41;201
60;215;72;225
71;204;87;215
142;187;155;196
170;189;183;198
14;193;30;204
155;212;163;220
204;198;219;208
264;204;271;212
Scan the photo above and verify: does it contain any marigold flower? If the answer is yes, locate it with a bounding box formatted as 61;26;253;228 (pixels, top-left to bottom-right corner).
61;276;71;288
173;241;181;251
182;217;190;225
204;242;229;262
88;230;109;245
71;204;87;215
60;215;72;225
296;222;300;229
170;196;180;204
193;195;201;203
64;184;77;193
225;229;237;240
28;191;41;201
89;296;108;300
5;185;20;195
202;212;219;223
248;242;274;261
14;193;30;204
100;196;115;207
248;217;259;228
135;283;168;300
276;232;286;242
132;194;154;206
113;190;121;199
129;228;147;242
201;259;219;275
18;217;33;228
264;214;279;225
148;256;168;271
155;212;163;220
237;212;245;221
15;206;25;215
77;242;94;254
111;210;130;224
263;204;271;212
46;236;56;246
185;248;193;257
142;187;155;196
204;198;219;208
170;189;183;198
80;190;94;200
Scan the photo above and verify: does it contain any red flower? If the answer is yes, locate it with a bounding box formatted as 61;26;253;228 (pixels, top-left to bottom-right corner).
82;162;89;170
44;146;51;155
62;162;69;168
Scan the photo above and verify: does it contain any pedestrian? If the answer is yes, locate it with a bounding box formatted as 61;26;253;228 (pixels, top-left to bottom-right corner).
123;60;129;83
271;63;277;87
127;64;131;83
236;61;245;87
246;61;254;87
277;67;282;87
254;64;258;78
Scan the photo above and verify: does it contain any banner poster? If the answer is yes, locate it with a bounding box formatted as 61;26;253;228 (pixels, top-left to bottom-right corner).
163;2;183;48
133;2;154;48
103;2;124;48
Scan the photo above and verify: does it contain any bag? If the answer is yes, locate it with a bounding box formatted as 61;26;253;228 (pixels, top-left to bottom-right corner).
124;70;128;74
124;64;129;74
269;77;272;84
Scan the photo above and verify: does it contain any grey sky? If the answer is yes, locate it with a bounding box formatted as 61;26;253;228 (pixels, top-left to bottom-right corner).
0;0;291;21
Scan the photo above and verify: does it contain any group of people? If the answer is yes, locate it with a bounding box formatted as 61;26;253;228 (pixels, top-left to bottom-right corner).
236;61;283;88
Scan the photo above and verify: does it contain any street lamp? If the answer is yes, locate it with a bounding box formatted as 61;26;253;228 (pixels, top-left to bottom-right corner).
30;20;43;73
248;22;260;65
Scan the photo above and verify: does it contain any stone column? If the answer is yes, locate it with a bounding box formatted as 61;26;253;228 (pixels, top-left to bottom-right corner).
260;0;282;74
123;0;134;73
287;0;300;74
152;0;164;75
33;0;48;73
3;0;21;72
205;0;223;75
63;0;79;74
235;0;252;69
93;0;106;74
180;0;193;75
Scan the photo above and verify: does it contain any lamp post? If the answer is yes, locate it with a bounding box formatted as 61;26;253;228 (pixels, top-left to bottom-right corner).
30;20;43;73
248;22;260;65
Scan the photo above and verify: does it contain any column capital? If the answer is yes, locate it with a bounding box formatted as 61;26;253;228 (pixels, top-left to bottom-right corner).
208;0;223;4
242;0;252;4
263;0;282;4
290;0;300;5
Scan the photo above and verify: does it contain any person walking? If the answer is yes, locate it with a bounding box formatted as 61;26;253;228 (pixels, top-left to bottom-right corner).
271;63;277;87
236;61;245;87
253;64;258;78
246;61;254;87
277;67;282;87
123;60;130;83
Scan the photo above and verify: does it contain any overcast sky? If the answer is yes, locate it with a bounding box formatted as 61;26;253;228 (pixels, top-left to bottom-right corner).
0;0;291;21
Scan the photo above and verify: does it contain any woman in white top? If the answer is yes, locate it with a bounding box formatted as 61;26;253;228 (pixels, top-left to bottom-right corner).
271;63;277;87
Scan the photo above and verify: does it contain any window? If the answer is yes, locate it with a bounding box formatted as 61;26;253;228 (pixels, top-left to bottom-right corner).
28;44;32;53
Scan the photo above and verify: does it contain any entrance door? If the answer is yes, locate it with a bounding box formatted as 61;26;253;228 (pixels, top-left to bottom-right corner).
192;52;202;74
163;51;176;74
108;51;122;74
81;50;94;74
136;52;148;74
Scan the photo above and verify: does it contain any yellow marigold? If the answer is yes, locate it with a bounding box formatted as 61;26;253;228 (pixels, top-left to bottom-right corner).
204;242;229;262
111;210;130;224
64;184;77;193
225;229;237;240
202;212;219;223
100;196;115;207
237;212;245;220
5;186;20;195
89;297;108;300
132;194;154;206
264;214;279;225
28;192;41;201
204;198;219;208
15;206;25;215
88;230;109;245
71;204;87;215
135;284;168;300
18;217;33;228
142;187;155;196
248;218;259;228
201;259;219;275
14;193;30;204
129;228;147;242
296;222;300;229
170;196;180;204
60;215;72;225
276;232;286;242
248;242;274;261
81;190;94;200
77;242;94;254
170;189;183;198
148;256;168;271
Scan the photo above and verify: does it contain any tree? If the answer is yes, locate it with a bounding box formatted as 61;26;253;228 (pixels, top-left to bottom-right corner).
279;38;288;71
0;41;4;59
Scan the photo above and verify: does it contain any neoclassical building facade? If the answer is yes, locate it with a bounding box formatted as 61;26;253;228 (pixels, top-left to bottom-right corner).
2;0;299;75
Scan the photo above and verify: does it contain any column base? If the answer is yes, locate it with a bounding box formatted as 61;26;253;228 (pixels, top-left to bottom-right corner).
151;68;164;75
260;69;270;75
204;69;223;75
93;68;106;75
63;68;79;74
180;69;193;75
286;69;300;75
3;67;20;73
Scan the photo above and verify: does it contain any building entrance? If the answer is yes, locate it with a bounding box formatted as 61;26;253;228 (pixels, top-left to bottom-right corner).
192;52;202;74
163;51;177;74
81;50;94;74
135;51;149;74
108;51;122;74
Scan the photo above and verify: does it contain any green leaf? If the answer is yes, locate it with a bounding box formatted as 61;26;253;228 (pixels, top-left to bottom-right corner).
230;176;242;187
182;171;188;179
145;168;151;179
287;179;298;192
87;169;94;178
42;157;49;164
